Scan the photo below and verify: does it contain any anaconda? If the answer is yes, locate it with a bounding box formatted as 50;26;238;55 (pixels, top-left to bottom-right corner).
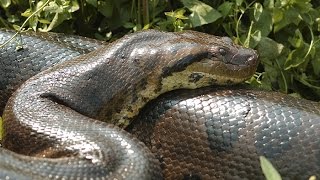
0;29;319;179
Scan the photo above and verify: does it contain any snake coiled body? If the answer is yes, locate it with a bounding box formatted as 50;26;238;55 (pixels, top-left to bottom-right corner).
0;29;319;179
129;86;320;179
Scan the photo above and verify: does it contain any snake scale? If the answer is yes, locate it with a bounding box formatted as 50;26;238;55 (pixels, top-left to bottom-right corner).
0;29;319;179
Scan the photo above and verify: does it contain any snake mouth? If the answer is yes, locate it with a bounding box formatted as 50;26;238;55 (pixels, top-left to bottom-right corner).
200;47;259;82
160;46;259;92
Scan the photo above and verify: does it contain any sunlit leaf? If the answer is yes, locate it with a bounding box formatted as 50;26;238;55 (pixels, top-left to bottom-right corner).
236;0;243;6
181;0;222;27
264;0;274;9
0;0;11;8
68;0;79;12
43;2;61;13
165;9;188;20
38;18;51;24
21;9;32;17
260;156;282;180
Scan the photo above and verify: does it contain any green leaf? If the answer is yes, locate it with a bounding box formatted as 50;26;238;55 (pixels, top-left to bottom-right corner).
284;47;309;70
288;29;304;48
43;1;61;13
7;14;20;23
165;9;188;20
97;0;113;18
21;8;32;17
260;156;282;180
86;0;97;8
257;37;284;60
248;30;261;48
252;3;272;36
0;0;11;8
312;44;320;76
264;0;274;9
68;0;79;13
29;16;38;31
274;7;302;32
38;18;51;24
181;0;222;27
236;0;243;6
218;2;234;18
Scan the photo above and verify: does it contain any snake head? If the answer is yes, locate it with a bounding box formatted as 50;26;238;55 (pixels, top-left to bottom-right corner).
159;31;259;92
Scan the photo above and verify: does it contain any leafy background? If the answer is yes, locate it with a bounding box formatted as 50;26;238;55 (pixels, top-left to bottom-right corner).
1;0;320;100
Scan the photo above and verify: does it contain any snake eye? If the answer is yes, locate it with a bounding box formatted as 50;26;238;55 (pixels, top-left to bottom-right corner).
219;48;226;56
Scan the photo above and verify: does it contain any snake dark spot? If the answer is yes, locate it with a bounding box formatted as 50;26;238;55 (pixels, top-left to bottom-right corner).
161;53;207;78
188;73;204;83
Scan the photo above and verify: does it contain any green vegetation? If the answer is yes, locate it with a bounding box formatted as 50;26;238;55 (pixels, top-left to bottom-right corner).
1;0;320;99
260;156;282;180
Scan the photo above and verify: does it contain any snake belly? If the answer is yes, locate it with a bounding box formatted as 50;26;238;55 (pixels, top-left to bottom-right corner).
0;29;258;179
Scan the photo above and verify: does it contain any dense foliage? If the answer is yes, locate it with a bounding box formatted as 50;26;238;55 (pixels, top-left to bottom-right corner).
1;0;320;100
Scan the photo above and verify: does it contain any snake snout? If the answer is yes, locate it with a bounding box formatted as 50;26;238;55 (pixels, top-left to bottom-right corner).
231;48;259;66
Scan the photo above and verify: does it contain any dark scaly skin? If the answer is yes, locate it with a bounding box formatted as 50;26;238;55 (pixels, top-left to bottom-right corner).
128;86;320;179
0;29;107;114
0;29;258;179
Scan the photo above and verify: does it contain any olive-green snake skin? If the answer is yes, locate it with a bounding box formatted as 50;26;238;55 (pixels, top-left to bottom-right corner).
0;29;319;179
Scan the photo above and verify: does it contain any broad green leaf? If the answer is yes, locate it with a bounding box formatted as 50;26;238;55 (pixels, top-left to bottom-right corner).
288;29;304;48
0;0;11;8
272;7;283;24
293;0;312;13
21;9;32;17
248;30;261;48
68;0;79;13
312;44;320;76
12;24;21;31
236;0;243;6
97;0;113;18
181;0;222;27
260;156;282;180
7;15;20;23
86;0;97;8
38;18;51;24
43;2;61;13
252;3;272;36
218;2;234;17
284;47;309;70
253;3;263;21
274;7;301;32
264;0;274;9
29;16;38;31
257;37;284;60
